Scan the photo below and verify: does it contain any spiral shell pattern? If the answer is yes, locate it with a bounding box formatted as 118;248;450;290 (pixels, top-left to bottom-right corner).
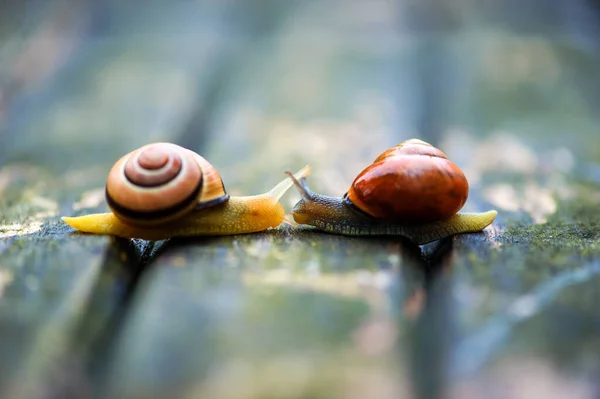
105;143;228;227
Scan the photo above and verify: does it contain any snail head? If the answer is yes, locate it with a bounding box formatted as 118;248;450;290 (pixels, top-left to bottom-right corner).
284;170;318;224
284;170;344;226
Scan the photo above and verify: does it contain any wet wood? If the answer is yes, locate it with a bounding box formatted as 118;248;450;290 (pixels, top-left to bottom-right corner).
1;1;600;398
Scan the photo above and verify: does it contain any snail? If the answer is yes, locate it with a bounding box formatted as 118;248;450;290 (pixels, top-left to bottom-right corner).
62;142;310;240
285;139;497;245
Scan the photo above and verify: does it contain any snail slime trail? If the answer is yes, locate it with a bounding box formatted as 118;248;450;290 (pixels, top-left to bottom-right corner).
62;142;312;239
287;139;497;245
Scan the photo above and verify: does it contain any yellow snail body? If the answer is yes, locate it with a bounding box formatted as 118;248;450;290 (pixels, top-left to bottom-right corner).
286;139;497;245
62;143;310;240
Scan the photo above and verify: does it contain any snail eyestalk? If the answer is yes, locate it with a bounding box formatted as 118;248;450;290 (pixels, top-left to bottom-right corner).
62;166;312;240
274;165;311;201
284;169;314;201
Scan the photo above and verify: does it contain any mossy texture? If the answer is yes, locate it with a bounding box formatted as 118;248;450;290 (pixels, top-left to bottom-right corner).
1;1;600;398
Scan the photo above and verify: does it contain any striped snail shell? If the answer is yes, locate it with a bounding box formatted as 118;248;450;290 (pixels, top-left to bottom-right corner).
105;142;229;227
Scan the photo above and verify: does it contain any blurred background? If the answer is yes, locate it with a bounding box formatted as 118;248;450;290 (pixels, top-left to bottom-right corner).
1;1;600;398
1;0;600;171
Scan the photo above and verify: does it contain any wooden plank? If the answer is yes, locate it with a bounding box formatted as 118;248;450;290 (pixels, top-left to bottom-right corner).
0;1;599;398
94;2;487;398
95;2;409;397
0;1;239;397
100;3;600;399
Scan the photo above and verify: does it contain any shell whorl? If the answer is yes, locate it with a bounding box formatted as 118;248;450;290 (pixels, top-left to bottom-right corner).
123;145;183;187
106;143;228;227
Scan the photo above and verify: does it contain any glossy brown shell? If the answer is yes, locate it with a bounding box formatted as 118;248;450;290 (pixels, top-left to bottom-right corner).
344;139;468;223
105;142;228;227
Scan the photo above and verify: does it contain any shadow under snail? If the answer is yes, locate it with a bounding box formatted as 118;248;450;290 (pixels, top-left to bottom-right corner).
285;138;497;245
62;142;310;240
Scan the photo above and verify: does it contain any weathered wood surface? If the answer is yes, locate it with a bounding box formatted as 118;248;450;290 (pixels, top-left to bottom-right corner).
1;1;600;398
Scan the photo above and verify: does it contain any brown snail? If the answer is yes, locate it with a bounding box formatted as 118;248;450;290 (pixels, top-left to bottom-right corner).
286;139;497;245
62;142;310;240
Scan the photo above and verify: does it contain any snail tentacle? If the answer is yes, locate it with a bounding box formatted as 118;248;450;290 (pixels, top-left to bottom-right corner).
271;165;311;202
284;168;314;201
